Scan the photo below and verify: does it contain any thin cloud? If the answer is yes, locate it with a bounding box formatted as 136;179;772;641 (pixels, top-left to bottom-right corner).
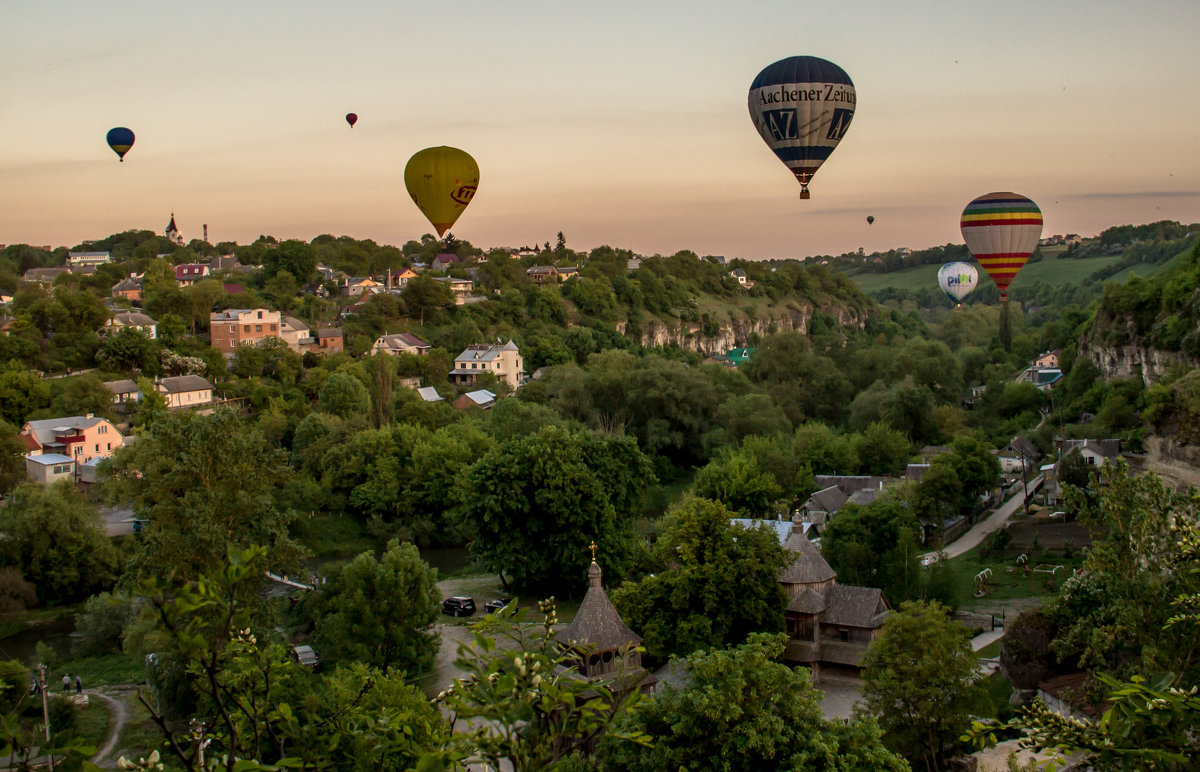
1061;191;1200;200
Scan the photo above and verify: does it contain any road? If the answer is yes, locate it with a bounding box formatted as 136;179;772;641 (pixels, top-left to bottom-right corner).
98;506;136;537
925;475;1044;562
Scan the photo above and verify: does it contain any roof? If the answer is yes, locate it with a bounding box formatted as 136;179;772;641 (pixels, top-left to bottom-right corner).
112;276;143;291
731;518;791;544
68;251;109;258
847;488;880;507
281;316;308;332
175;264;208;279
527;265;557;275
462;389;496;406
822;585;888;628
103;379;140;395
779;529;836;585
804;485;847;514
112;312;156;326
786;586;826;614
417;387;443;402
434;253;460;263
22;416;107;445
455;341;518;364
1009;437;1040;460
905;463;931;482
1061;438;1122;459
25;453;75;466
157;375;213;393
317;328;342;338
555;562;641;651
813;475;888;496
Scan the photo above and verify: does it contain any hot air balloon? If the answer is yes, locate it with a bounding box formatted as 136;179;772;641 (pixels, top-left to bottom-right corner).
748;56;856;200
937;261;978;306
106;127;135;162
404;146;479;237
866;215;874;225
960;192;1042;299
346;113;357;128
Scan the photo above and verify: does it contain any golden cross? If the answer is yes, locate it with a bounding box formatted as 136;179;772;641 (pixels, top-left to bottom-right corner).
588;541;597;562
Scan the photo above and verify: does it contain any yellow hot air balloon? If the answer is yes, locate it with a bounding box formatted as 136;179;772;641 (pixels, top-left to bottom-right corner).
404;146;479;237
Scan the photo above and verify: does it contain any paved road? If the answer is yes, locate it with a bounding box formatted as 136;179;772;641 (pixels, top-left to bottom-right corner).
98;506;135;537
924;475;1044;563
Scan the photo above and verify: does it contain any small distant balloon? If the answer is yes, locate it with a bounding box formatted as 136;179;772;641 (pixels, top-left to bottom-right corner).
345;113;357;128
937;261;979;305
106;127;135;162
866;215;874;225
404;146;479;237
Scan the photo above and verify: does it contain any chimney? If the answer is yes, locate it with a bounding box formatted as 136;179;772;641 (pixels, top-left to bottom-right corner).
86;413;93;419
203;224;208;242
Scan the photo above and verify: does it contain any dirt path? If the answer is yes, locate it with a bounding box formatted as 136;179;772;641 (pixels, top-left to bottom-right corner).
87;689;130;767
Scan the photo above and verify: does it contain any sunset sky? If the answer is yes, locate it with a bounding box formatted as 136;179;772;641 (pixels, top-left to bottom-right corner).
2;0;1198;260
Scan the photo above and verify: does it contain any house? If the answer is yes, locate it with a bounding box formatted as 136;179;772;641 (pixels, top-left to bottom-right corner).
280;316;316;352
557;266;580;281
997;437;1040;475
67;251;111;268
22;267;70;284
106;311;158;339
774;528;889;680
20;414;123;465
1033;350;1060;369
156;375;214;409
372;333;430;356
526;265;559;285
433;276;475;304
905;463;931;482
416;386;443;402
453;389;496;410
708;347;756;368
386;268;418;290
794;486;848;533
316;328;343;354
1017;366;1064;390
341;277;382;297
1054;438;1122;467
111;274;144;304
730;268;748;286
431;254;460;272
554;555;656;695
209;309;282;354
175;264;210;285
450;340;524;390
103;379;142;405
812;475;889;498
626;257;643;271
24;453;76;485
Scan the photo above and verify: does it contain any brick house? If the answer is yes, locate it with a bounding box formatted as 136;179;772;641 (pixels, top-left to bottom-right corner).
111;274;144;304
526;265;558;285
209;309;282;354
175;264;210;286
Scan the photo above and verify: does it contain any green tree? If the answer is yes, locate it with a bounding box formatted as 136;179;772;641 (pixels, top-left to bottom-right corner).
611;499;788;659
0;364;50;424
822;496;923;604
854;422;913;476
105;409;303;586
0;482;119;605
96;326;160;373
860;600;986;770
317;371;370;418
456;425;655;594
0;420;27;494
401;274;453;322
311;540;440;675
692;449;784;518
604;633;907;772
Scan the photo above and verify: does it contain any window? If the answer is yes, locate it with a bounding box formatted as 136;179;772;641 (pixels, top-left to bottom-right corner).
255;324;262;332
229;325;235;333
243;325;251;333
106;442;111;450
94;444;99;452
270;324;277;332
74;446;81;456
98;425;107;434
257;311;263;319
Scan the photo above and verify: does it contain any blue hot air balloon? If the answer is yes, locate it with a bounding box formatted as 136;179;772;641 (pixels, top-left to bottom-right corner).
748;56;856;199
106;127;135;162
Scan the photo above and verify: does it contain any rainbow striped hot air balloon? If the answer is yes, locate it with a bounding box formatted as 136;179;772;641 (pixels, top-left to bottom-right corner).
960;192;1042;299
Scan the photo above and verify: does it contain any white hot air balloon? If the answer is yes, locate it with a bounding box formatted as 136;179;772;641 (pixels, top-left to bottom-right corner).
937;262;979;307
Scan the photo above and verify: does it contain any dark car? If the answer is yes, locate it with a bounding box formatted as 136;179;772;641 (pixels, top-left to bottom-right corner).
484;596;513;614
442;596;476;617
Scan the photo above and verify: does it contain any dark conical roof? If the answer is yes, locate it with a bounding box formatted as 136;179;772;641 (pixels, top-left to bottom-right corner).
780;529;837;585
554;561;641;651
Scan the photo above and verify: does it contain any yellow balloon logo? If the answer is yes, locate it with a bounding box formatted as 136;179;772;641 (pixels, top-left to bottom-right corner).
404;146;480;236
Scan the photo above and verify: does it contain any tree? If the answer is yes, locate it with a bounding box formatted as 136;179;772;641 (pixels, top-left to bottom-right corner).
401;274;453;322
604;633;907;772
96;326;160;373
611;499;788;660
854;422;913;476
822;495;924;604
455;425;655;594
0;364;50;424
317;371;370;418
263;239;317;284
0;482;119;605
0;420;26;494
860;600;986;771
105;409;303;586
310;540;440;675
692;449;784;518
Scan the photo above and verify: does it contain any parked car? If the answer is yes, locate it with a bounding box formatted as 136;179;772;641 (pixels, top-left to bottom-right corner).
442;596;476;617
484;596;513;614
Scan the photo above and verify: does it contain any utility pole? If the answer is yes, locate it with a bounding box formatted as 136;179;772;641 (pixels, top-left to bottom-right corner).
36;663;54;772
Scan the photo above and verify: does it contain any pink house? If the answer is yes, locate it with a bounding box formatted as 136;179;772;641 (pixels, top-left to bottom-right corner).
20;414;124;465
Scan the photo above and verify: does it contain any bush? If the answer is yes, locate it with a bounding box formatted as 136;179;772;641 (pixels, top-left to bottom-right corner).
0;567;37;613
74;592;136;657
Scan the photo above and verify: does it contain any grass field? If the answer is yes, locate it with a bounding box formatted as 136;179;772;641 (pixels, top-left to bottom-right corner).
845;251;1127;297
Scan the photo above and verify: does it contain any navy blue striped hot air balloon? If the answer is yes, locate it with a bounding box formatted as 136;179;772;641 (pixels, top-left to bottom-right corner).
106;127;135;162
748;56;856;199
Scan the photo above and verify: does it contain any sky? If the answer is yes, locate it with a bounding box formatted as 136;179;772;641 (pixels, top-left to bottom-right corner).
2;0;1198;260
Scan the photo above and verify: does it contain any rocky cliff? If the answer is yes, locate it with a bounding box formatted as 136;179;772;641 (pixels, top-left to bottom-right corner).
618;302;868;357
1076;337;1193;387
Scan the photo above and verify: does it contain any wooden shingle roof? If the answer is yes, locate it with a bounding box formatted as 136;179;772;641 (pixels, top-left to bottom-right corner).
555;562;641;651
822;585;888;628
780;530;836;585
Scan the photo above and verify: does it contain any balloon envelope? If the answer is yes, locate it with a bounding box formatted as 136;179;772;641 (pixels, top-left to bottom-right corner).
106;127;135;161
866;215;874;225
748;56;856;199
346;113;357;128
404;146;479;237
960;192;1042;298
937;261;979;303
